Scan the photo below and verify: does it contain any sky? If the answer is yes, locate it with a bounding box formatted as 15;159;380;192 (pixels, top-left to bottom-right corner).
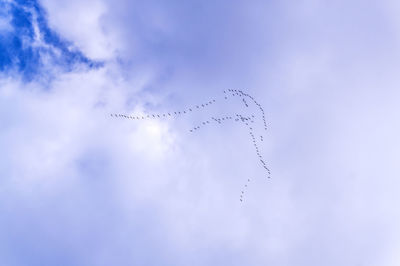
1;0;400;265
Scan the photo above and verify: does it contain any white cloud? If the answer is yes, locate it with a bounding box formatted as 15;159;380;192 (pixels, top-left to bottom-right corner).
2;0;400;265
0;16;12;32
39;0;118;60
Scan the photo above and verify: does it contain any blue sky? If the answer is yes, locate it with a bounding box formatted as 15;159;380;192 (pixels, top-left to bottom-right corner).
1;0;400;265
0;0;100;81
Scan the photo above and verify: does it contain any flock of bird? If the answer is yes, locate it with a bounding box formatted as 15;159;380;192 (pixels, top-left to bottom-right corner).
110;89;270;202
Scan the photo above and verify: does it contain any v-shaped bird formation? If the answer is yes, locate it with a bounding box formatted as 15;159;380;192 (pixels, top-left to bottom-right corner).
110;89;270;203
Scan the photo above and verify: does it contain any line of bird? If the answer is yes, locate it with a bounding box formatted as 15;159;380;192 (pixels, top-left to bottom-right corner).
110;99;217;120
240;178;251;202
188;114;254;132
248;124;271;176
109;89;271;201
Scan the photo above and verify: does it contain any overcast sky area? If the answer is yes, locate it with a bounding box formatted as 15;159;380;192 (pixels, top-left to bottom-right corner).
1;0;400;265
